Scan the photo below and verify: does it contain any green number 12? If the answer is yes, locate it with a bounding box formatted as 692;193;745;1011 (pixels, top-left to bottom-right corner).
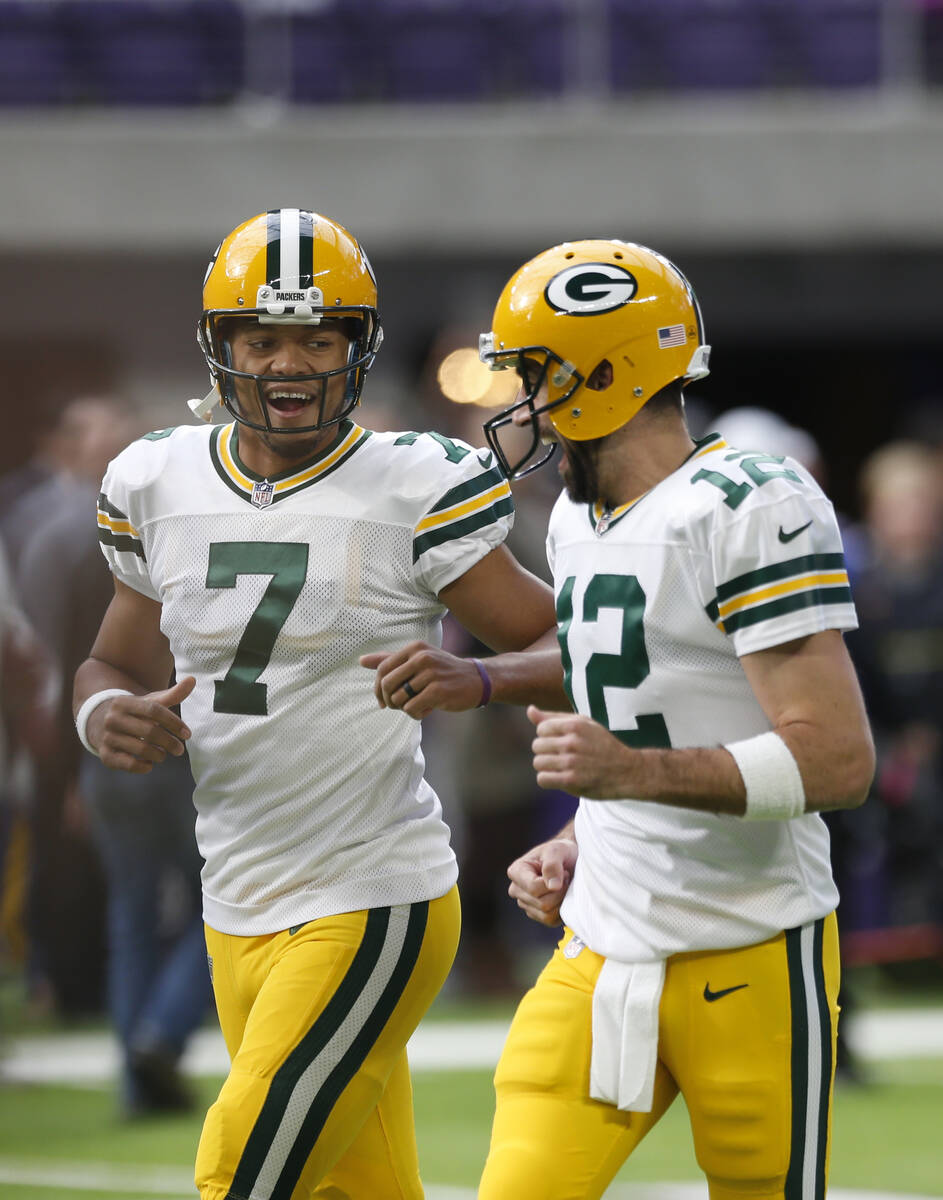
557;573;671;749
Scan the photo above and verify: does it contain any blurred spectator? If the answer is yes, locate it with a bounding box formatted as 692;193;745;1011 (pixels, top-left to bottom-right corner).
711;404;826;479
11;397;128;1016
15;396;212;1109
710;403;876;1078
78;752;211;1115
1;397;118;572
712;404;868;576
0;541;56;974
840;442;943;975
417;343;576;994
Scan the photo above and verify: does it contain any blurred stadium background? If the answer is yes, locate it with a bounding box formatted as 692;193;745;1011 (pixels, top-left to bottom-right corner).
1;1;942;1196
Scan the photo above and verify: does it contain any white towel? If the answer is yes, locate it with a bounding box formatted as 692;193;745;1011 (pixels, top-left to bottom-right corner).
589;957;666;1113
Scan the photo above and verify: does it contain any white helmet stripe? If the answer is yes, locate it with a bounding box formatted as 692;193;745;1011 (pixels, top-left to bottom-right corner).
265;208;316;289
279;207;301;289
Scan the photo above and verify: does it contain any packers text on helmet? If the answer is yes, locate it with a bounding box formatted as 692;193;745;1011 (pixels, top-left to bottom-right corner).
194;208;383;432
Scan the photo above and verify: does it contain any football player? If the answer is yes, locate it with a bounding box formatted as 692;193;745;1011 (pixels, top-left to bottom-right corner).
72;209;561;1200
373;240;875;1200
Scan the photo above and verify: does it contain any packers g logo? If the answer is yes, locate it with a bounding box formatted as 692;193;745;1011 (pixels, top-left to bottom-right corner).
545;263;637;316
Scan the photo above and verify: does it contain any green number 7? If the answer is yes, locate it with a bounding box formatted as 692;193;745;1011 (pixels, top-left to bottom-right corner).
206;542;308;716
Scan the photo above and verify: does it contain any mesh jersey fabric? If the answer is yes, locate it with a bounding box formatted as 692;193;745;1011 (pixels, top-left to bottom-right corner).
551;433;857;961
97;421;513;934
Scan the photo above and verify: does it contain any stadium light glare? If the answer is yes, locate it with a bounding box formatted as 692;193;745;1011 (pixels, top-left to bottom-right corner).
437;347;519;407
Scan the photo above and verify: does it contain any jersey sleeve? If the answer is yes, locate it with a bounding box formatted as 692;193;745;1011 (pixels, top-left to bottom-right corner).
96;443;160;601
701;468;858;656
411;439;515;596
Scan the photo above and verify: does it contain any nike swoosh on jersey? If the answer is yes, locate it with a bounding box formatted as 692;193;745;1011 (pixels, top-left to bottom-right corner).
778;520;813;543
703;982;749;1002
478;450;494;468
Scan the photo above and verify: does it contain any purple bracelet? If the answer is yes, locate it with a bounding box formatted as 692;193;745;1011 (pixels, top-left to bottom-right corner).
471;658;492;708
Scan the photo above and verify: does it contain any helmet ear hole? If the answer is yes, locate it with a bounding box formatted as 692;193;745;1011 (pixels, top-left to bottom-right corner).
586;360;614;392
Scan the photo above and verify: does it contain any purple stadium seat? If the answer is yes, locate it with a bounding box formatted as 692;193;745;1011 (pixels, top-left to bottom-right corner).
0;2;74;105
785;0;883;88
619;0;780;92
378;0;494;101
606;0;669;93
493;0;569;98
287;0;380;103
924;0;943;86
66;0;243;106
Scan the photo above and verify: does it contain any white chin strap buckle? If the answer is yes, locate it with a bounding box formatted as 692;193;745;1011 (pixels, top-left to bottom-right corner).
686;344;711;381
188;384;221;422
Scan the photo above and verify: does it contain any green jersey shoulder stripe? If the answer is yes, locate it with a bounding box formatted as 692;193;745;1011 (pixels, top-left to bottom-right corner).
721;586;853;635
97;493;145;559
97;528;146;560
427;464;508;515
413;496;514;562
715;553;846;604
97;492;128;521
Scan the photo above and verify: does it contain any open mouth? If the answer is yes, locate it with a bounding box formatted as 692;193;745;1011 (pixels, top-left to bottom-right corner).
265;390;315;416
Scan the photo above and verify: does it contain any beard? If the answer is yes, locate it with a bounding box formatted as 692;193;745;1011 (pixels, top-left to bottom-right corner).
257;425;330;460
560;436;602;505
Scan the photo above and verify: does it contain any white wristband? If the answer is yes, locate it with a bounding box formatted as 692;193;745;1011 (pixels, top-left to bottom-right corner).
724;731;806;820
75;688;133;756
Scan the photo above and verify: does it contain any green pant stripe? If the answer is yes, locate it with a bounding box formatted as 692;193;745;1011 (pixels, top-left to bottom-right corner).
229;905;391;1197
784;918;830;1200
270;900;430;1200
785;924;809;1200
811;919;833;1200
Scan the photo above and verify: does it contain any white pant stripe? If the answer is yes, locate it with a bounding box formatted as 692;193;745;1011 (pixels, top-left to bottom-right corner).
251;904;413;1198
800;921;824;1200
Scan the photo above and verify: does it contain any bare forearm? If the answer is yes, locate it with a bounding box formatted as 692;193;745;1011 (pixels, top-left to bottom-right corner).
73;655;170;714
486;632;568;709
614;744;747;814
530;632;876;817
633;729;871;816
531;714;868;816
774;720;873;812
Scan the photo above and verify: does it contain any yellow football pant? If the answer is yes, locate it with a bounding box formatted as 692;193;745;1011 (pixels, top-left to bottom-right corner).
480;913;839;1200
196;885;460;1200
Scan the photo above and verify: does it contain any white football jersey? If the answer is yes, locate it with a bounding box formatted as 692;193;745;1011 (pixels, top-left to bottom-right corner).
97;420;513;935
553;433;857;962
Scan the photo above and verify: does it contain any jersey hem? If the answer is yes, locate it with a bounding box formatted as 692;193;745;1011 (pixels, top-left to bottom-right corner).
202;860;459;936
563;900;840;964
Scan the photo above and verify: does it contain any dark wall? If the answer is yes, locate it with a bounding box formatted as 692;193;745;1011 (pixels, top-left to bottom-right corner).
1;245;939;519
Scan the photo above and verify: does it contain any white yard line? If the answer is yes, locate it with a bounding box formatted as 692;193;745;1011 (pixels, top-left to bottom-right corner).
2;1009;942;1087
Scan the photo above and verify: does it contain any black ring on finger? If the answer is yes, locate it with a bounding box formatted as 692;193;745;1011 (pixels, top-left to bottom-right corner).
402;680;417;700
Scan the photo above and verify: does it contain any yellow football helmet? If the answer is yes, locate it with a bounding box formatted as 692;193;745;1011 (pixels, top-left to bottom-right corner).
193;208;383;431
479;239;709;477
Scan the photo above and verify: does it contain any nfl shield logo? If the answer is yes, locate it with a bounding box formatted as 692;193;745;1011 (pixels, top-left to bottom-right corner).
251;480;275;509
563;934;585;959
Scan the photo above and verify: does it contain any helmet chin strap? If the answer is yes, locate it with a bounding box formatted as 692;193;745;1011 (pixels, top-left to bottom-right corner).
189;383;221;422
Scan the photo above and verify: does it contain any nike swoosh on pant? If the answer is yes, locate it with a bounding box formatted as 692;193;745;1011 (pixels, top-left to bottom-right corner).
703;982;749;1002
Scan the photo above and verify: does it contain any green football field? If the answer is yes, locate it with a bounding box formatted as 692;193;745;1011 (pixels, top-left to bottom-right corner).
0;1063;941;1198
1;978;942;1199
